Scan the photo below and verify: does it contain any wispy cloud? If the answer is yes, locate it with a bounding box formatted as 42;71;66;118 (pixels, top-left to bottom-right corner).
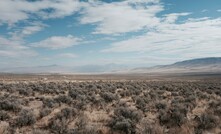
79;0;163;34
102;17;221;59
58;53;78;58
9;22;47;40
0;0;81;25
201;9;208;12
0;36;37;58
31;35;81;49
163;13;191;23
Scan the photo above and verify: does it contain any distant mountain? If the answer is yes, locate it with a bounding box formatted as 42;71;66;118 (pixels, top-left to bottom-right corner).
131;57;221;74
0;65;73;74
1;57;221;74
171;57;221;67
73;64;127;73
0;64;127;74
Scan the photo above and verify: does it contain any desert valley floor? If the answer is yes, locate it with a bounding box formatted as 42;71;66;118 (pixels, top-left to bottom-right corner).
0;74;221;134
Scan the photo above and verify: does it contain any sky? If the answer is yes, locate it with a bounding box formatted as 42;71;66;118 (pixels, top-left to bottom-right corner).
0;0;221;69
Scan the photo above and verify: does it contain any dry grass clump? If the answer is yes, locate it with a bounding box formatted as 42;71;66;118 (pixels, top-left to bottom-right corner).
0;80;220;133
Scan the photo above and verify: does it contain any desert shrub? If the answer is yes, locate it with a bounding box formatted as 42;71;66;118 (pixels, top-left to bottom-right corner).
214;106;221;116
33;129;50;134
49;118;68;134
39;107;52;118
42;98;57;108
68;90;87;101
48;108;76;134
31;84;44;93
170;110;186;126
0;111;10;121
155;102;167;110
110;107;142;133
185;95;196;103
171;92;179;96
118;100;129;107
135;97;147;112
68;90;78;99
119;90;131;98
75;114;88;129
159;107;187;127
158;110;170;125
206;89;213;94
15;109;36;127
149;92;158;100
114;107;142;122
0;100;21;112
18;88;33;96
55;95;72;104
133;89;142;96
209;101;221;108
208;101;221;116
138;120;164;134
195;113;219;130
111;118;134;134
86;84;94;89
71;115;98;134
194;128;203;134
198;93;208;99
75;100;87;110
214;89;221;96
68;127;98;134
100;92;118;103
55;107;77;120
1;84;16;93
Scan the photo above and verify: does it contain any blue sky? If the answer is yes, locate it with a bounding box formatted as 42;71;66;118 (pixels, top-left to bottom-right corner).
0;0;221;69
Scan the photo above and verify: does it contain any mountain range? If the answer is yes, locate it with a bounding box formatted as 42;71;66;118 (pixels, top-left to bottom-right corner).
131;57;221;74
0;64;127;74
1;57;221;74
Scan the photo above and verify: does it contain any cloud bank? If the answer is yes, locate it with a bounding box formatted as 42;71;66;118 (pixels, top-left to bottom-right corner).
0;0;221;68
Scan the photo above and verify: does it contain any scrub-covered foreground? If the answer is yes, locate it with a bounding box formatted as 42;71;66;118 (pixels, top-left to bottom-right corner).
0;81;220;134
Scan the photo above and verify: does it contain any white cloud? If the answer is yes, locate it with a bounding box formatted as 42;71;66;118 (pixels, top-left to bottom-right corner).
217;9;221;12
80;0;163;34
0;0;81;25
102;17;221;60
20;23;46;36
39;0;81;19
0;36;27;50
58;53;78;58
9;22;47;40
32;35;81;49
201;9;208;12
0;36;37;57
0;0;163;35
163;13;191;23
0;50;37;58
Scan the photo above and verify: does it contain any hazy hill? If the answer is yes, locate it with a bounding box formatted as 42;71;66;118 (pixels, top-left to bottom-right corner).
132;57;221;74
0;64;127;74
1;57;221;74
171;57;221;67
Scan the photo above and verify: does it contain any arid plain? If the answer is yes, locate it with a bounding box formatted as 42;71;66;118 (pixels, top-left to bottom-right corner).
0;74;220;134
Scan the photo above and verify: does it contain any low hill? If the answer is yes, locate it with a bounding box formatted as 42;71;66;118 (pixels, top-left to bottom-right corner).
132;57;221;74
